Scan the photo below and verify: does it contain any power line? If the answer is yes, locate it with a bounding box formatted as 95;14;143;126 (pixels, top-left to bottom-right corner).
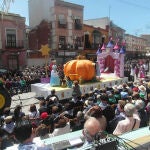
116;0;150;10
0;0;14;13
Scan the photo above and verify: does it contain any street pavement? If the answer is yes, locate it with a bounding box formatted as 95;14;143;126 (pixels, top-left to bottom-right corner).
11;92;40;115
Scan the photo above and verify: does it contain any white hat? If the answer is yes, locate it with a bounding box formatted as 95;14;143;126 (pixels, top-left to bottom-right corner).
117;84;123;90
112;85;118;90
138;85;146;92
4;116;13;123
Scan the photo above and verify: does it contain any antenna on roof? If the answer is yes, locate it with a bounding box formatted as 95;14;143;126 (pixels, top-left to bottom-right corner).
108;5;111;37
0;0;14;13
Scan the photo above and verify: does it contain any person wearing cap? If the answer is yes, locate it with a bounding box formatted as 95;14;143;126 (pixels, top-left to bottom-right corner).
113;103;140;135
40;112;48;120
83;97;95;114
138;85;146;95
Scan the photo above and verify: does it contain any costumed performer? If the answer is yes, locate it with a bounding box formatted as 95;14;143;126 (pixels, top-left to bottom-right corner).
50;64;60;87
65;76;73;88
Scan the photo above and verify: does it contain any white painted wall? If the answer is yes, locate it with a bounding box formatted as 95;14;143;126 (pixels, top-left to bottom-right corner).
84;17;110;29
28;0;54;27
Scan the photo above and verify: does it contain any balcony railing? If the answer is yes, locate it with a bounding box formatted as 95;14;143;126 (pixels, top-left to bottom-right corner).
74;23;82;30
85;43;99;50
5;40;24;49
58;21;67;28
58;43;83;50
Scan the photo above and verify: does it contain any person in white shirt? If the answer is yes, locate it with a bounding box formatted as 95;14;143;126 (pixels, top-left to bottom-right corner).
113;103;140;135
52;115;71;136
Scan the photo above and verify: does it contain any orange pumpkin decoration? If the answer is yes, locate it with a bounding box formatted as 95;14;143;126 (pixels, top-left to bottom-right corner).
64;59;95;81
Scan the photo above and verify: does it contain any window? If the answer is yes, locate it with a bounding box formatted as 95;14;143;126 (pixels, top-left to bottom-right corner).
75;37;82;46
58;15;67;28
93;30;101;43
6;29;16;48
74;19;82;30
59;36;66;49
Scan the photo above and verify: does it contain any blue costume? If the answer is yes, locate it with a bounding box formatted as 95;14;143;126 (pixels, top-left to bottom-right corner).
50;65;60;87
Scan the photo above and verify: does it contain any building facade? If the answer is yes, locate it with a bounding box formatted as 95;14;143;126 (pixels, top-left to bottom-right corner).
84;17;125;41
141;34;150;57
28;0;84;64
82;24;109;60
125;34;147;60
0;12;26;70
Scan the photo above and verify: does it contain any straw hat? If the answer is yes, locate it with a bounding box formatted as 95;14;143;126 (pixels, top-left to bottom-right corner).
112;85;118;90
117;84;123;90
138;85;146;92
4;116;13;123
118;100;126;109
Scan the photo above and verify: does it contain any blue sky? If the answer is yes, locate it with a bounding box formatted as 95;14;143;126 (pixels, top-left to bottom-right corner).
4;0;150;36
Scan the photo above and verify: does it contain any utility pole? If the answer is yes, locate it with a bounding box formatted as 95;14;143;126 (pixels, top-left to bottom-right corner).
108;5;111;38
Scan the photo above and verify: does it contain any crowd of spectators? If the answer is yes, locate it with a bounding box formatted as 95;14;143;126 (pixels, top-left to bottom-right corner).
0;64;64;96
0;66;45;95
0;77;150;149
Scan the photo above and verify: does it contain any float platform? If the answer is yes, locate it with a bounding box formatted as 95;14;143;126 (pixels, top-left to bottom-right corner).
31;74;128;100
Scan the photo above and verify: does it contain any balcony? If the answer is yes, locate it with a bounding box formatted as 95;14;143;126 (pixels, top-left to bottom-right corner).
58;43;84;50
74;23;82;30
5;40;24;49
85;43;99;50
58;21;67;28
58;43;67;50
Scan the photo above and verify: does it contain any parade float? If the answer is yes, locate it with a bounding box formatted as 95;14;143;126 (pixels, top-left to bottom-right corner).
63;55;96;82
31;39;128;100
96;38;126;78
